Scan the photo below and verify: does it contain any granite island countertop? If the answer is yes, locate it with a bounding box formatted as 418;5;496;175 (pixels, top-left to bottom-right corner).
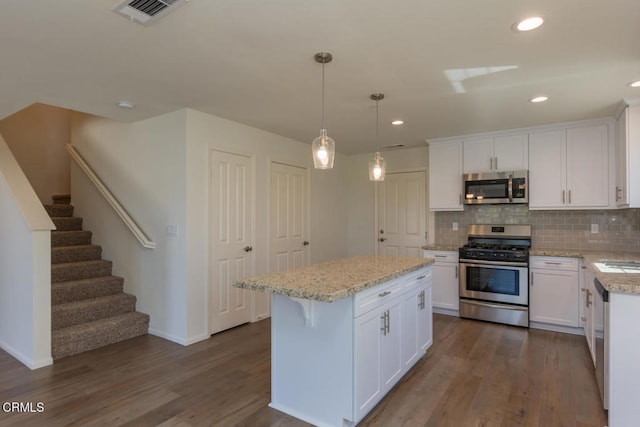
233;255;434;302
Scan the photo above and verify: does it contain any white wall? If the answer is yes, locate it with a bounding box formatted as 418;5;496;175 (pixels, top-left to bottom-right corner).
185;109;349;339
71;110;190;344
347;146;430;256
0;103;71;204
0;134;53;369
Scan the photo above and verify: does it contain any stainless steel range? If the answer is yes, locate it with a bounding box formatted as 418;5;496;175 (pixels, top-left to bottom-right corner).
458;224;531;327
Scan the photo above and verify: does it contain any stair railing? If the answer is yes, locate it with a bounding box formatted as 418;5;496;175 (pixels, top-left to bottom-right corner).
66;144;156;249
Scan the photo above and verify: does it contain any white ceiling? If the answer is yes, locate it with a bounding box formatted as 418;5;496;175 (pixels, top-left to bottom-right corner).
1;0;639;154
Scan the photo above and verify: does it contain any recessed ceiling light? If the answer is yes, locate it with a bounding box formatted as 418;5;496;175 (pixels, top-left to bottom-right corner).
529;96;548;103
117;100;135;109
513;16;544;32
628;81;640;88
391;120;404;126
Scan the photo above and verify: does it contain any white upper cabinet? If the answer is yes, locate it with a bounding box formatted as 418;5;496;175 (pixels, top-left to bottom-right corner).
428;141;463;211
616;105;640;208
463;134;528;173
529;124;609;209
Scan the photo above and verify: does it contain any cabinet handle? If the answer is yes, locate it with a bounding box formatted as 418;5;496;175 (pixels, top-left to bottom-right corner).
386;310;391;334
495;157;498;170
378;291;391;298
416;275;426;280
380;312;387;336
459;193;463;205
544;261;563;265
581;316;587;322
455;265;459;279
562;190;565;204
586;289;592;308
530;271;534;286
434;255;447;258
616;186;621;202
568;190;572;204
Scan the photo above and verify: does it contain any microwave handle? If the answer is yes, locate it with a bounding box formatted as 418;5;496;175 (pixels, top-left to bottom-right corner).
508;174;513;202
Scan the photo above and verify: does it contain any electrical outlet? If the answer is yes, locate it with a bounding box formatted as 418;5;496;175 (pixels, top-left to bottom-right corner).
453;222;458;231
591;224;599;234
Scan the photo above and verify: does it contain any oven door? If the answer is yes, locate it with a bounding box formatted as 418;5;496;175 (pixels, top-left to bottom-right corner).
459;260;528;306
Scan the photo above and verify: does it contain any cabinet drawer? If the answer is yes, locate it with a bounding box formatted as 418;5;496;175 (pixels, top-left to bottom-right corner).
424;250;458;263
354;279;403;318
402;267;432;292
530;256;579;271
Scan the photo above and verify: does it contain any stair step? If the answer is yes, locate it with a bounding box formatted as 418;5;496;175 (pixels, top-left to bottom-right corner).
52;293;138;330
44;204;74;218
52;245;102;264
51;194;71;205
51;312;149;360
52;276;124;305
51;230;92;247
51;260;112;283
51;217;83;231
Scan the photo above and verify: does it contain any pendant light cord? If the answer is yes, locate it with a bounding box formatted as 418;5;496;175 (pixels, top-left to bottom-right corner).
375;98;379;151
321;61;326;130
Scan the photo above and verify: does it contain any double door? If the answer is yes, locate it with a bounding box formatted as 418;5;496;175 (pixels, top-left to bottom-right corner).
529;125;609;209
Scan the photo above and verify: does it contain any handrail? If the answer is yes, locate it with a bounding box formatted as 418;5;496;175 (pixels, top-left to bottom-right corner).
66;144;156;249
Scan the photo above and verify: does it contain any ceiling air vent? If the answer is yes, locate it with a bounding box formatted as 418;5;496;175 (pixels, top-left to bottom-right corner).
113;0;186;25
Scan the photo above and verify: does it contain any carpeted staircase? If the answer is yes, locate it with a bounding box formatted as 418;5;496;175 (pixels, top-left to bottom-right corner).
46;194;149;360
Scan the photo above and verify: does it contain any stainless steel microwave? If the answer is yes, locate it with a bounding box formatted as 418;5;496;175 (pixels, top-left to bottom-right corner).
463;170;528;205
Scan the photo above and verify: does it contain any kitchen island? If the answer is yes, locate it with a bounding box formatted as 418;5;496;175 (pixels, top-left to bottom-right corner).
234;255;434;427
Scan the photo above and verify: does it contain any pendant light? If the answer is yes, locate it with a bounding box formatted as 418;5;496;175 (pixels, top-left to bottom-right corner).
311;52;335;169
369;93;387;181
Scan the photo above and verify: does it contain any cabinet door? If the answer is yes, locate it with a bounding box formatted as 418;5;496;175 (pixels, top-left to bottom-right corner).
566;124;609;208
431;262;459;311
429;142;463;211
530;269;580;327
401;287;420;370
529;130;566;209
418;285;433;353
615;108;629;207
354;308;383;419
493;134;528;171
463;138;493;173
381;300;403;392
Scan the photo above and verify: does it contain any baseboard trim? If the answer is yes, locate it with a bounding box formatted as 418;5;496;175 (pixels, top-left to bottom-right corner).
529;321;584;336
433;307;460;317
148;328;209;346
0;339;53;370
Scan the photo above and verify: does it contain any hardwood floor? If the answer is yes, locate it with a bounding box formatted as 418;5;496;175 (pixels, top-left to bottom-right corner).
0;314;607;426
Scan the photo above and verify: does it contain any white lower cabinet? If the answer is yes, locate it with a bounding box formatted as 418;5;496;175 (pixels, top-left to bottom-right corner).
530;257;580;327
354;267;432;422
423;250;459;313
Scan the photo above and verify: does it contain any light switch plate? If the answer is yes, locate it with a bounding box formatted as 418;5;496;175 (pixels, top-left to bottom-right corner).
453;222;458;231
591;224;599;234
166;224;179;237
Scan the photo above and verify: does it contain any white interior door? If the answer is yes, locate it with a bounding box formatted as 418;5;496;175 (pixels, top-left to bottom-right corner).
209;149;254;334
377;171;427;257
270;162;309;273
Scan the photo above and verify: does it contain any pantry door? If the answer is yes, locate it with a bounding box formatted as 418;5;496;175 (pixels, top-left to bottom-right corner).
376;171;427;257
270;162;309;273
209;149;254;334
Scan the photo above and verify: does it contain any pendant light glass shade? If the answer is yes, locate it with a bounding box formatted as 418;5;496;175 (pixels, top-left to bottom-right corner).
369;93;386;181
312;52;335;169
369;151;386;181
312;129;335;169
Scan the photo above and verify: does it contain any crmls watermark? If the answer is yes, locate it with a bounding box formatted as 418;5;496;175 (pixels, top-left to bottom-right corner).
2;402;45;413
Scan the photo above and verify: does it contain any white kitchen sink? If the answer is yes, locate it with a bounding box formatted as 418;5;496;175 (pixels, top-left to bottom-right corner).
594;261;640;274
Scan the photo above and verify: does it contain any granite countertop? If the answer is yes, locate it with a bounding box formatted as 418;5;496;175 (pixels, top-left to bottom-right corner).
422;244;460;252
233;255;434;303
529;249;640;295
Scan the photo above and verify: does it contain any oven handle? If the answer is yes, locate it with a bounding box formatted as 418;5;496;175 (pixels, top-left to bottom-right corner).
461;299;528;312
459;259;528;268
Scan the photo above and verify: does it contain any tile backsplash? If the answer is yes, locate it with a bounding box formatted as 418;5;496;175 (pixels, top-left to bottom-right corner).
434;206;640;253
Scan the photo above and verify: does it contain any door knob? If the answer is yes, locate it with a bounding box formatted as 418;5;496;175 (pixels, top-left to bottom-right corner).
243;246;253;252
379;237;386;242
303;241;309;246
379;229;384;234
